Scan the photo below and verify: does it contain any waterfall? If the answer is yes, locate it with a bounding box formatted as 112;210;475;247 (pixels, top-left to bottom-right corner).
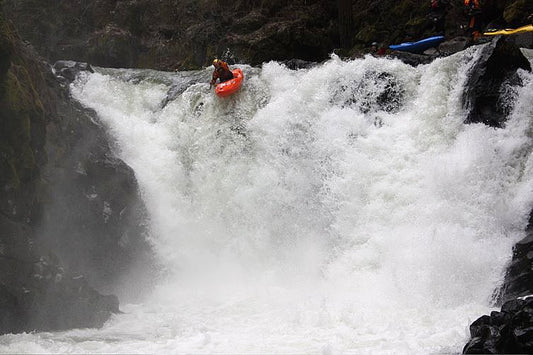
2;49;533;354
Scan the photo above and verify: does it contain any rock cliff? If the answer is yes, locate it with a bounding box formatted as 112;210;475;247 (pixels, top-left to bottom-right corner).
0;4;153;334
3;0;531;70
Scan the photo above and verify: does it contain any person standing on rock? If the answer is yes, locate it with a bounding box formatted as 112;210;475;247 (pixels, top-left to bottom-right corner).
210;59;233;86
429;0;448;35
464;0;483;41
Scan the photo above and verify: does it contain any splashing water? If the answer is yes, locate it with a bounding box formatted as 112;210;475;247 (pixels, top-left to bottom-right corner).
2;50;533;354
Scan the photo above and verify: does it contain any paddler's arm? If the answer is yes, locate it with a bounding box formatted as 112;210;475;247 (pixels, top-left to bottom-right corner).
210;70;219;86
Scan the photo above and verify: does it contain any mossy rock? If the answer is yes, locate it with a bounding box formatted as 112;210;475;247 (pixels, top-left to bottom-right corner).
503;0;533;26
355;25;380;44
0;69;41;184
0;6;13;89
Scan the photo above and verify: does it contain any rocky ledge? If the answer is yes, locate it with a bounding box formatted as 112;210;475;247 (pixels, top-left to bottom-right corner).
463;297;533;354
460;34;533;354
463;211;533;354
2;0;532;70
0;7;153;334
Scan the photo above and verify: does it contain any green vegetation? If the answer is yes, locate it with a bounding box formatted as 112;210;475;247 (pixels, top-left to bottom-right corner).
0;7;46;192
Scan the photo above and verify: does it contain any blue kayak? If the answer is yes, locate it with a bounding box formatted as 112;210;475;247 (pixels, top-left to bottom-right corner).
389;35;445;54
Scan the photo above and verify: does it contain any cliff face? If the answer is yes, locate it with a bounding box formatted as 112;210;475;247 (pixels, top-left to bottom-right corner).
2;0;337;69
0;4;153;334
3;0;531;70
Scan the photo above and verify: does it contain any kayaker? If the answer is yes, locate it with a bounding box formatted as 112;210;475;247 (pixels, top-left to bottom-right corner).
371;42;386;56
210;59;233;86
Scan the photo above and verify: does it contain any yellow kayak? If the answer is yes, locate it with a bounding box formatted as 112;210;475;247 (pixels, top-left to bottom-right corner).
484;24;533;36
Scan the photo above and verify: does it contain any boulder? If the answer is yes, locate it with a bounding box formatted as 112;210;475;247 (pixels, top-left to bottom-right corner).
39;65;155;295
463;297;533;354
0;214;119;334
498;210;533;303
53;60;94;83
388;50;436;66
464;208;533;353
281;58;317;70
439;37;470;55
462;36;531;128
0;8;153;334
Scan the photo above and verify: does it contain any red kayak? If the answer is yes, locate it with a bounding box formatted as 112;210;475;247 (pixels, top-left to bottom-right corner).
215;68;244;97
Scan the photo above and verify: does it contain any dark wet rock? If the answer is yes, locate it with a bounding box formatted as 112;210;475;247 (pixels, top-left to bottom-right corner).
160;70;210;108
39;62;156;297
0;6;153;334
463;297;533;354
2;0;337;70
86;24;140;69
505;31;533;50
439;37;470;55
0;212;119;333
53;60;94;83
465;209;533;353
330;71;405;114
226;7;336;66
388;50;436;66
2;0;532;70
462;36;531;128
281;58;317;70
498;210;533;303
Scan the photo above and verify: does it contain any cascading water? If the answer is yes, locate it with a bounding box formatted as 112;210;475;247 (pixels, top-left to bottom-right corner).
2;48;533;354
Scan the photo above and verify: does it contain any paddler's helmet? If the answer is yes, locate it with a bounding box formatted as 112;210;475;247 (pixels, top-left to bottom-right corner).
213;58;221;67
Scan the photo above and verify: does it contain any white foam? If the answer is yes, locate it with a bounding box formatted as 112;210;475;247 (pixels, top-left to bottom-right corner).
3;51;533;354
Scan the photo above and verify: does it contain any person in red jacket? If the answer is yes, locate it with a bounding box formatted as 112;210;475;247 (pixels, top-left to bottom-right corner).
464;0;483;40
210;59;233;86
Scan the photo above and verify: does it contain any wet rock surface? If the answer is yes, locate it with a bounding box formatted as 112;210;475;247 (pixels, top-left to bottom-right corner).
462;36;531;128
53;60;94;83
463;297;533;354
499;211;533;304
0;215;120;333
2;0;531;70
463;202;533;354
0;8;153;334
2;0;338;69
39;80;155;295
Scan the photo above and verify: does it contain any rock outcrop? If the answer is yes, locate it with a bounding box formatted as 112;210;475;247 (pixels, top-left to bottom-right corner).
499;210;533;305
41;60;155;295
462;36;531;128
0;6;153;334
463;297;533;354
2;0;338;69
2;0;531;70
463;209;533;353
461;32;533;355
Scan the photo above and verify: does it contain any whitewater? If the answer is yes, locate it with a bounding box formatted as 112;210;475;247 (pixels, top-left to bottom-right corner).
2;47;533;354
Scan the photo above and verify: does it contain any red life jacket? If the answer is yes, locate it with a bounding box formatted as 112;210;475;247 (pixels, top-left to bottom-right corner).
464;0;480;9
212;61;234;83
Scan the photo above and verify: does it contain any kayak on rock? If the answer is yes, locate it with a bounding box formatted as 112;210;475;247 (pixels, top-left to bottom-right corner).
389;35;445;54
215;68;244;97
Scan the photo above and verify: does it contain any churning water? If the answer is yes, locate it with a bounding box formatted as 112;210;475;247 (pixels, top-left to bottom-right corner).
2;48;533;354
